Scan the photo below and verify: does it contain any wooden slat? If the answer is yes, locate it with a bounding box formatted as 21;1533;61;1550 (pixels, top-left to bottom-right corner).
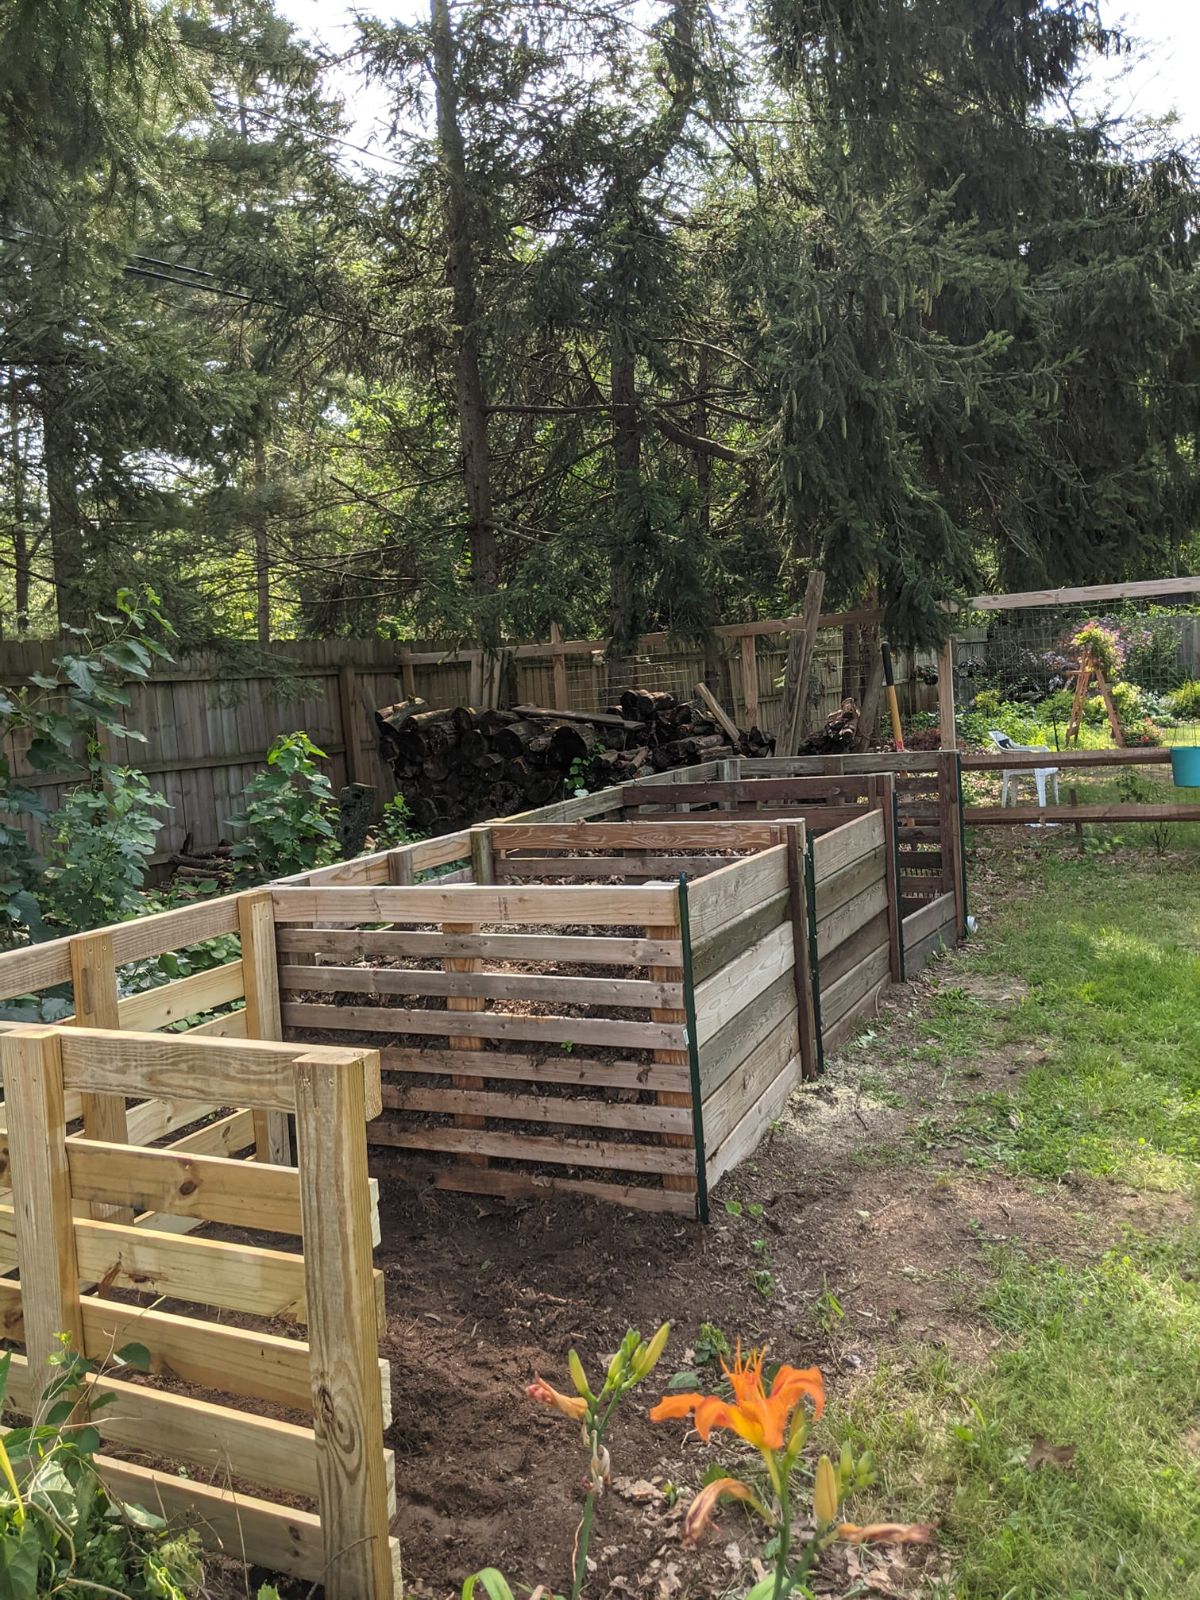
0;1283;312;1410
294;1054;394;1600
271;883;680;927
693;922;793;1044
93;1456;332;1583
820;943;890;1032
705;1053;796;1193
0;1207;308;1320
960;747;1170;771
425;1165;696;1215
965;574;1200;610
4;1355;323;1499
690;890;789;984
124;1097;225;1147
490;821;782;851
685;846;788;943
278;927;683;967
381;1084;692;1133
698;967;795;1099
117;961;244;1031
182;1007;249;1038
67;1142;302;1233
816;879;889;960
70;930;129;1153
497;854;735;881
901;893;957;946
701;1011;799;1152
378;1047;690;1094
813;843;887;921
1;1030;85;1379
822;974;890;1057
55;1029;379;1117
368;1122;695;1174
965;803;1200;824
239;887;291;1165
278;963;683;1009
812;809;885;878
282;1002;686;1051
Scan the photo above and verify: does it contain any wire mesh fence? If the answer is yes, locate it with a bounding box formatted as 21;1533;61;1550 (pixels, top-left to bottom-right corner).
951;597;1200;751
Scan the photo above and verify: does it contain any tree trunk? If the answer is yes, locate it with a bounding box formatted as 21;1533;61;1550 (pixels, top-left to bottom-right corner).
38;352;86;632
430;0;499;652
8;386;30;632
253;434;270;645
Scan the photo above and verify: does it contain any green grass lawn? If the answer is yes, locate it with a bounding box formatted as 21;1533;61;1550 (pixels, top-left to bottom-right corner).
826;843;1200;1599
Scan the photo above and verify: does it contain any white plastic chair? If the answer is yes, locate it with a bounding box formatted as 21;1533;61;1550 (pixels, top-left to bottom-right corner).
989;730;1061;808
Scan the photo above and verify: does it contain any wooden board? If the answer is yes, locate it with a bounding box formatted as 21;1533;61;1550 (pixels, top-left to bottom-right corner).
820;943;890;1033
692;922;794;1045
701;1010;799;1152
685;846;788;943
277;927;683;967
965;803;1200;824
812;809;885;879
367;1122;695;1175
283;1001;686;1051
381;1083;692;1133
426;1164;697;1214
278;963;683;1009
378;1046;690;1094
271;883;680;927
704;1052;798;1193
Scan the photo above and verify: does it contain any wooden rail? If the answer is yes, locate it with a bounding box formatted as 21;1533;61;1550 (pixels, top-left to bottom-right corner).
965;803;1200;825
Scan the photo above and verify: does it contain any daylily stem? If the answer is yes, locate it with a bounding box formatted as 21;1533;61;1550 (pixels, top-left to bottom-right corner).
570;1489;596;1600
772;1477;791;1600
0;1434;24;1528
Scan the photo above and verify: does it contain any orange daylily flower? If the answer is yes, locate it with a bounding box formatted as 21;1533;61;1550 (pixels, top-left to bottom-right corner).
682;1477;767;1544
649;1346;825;1453
526;1376;588;1421
837;1522;937;1546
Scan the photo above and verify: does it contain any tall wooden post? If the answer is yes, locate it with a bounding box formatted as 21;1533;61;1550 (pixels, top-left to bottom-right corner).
239;889;292;1165
937;636;957;749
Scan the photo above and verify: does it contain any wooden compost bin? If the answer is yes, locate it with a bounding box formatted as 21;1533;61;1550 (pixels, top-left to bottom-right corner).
623;752;965;977
0;1024;398;1598
267;822;823;1219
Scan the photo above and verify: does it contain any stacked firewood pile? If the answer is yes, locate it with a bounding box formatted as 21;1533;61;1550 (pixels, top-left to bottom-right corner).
375;690;773;833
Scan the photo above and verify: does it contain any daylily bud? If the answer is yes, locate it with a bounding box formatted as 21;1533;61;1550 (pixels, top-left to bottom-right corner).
526;1377;588;1422
568;1348;594;1402
839;1439;855;1487
631;1322;670;1380
814;1454;839;1526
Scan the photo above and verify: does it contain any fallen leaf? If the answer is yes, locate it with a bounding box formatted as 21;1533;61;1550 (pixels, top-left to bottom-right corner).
1025;1436;1078;1471
615;1477;663;1503
723;1540;742;1568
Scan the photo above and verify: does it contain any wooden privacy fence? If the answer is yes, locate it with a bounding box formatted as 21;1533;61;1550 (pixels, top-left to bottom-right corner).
0;1025;398;1598
0;610;940;862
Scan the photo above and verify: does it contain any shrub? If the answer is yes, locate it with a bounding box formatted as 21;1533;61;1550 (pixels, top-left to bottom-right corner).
1168;680;1200;719
42;769;169;934
375;793;419;848
228;732;338;882
0;1340;204;1599
1071;620;1126;677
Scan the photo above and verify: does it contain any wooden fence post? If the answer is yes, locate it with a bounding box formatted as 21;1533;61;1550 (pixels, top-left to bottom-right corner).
2;1027;87;1391
937;637;957;749
937;751;967;937
293;1052;394;1600
782;825;820;1081
238;890;292;1165
549;623;568;710
779;570;826;756
647;889;696;1202
876;776;905;982
337;665;368;787
69;930;129;1161
738;634;759;728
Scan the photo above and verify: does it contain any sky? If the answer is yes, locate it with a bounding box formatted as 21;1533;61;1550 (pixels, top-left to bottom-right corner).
276;0;1200;156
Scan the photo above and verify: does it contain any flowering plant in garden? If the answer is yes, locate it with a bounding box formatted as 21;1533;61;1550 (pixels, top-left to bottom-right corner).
652;1345;934;1600
1071;620;1126;678
467;1324;670;1600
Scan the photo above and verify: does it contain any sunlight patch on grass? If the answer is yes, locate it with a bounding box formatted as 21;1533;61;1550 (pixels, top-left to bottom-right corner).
831;1232;1200;1600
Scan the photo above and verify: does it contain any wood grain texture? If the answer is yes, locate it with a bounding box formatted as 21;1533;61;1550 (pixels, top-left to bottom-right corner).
294;1054;400;1599
284;1001;687;1051
271;882;680;927
67;1141;302;1233
69;931;129;1153
1;1029;85;1383
239;888;291;1164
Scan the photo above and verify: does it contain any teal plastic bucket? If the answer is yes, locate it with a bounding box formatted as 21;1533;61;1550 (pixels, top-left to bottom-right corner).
1170;746;1200;787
